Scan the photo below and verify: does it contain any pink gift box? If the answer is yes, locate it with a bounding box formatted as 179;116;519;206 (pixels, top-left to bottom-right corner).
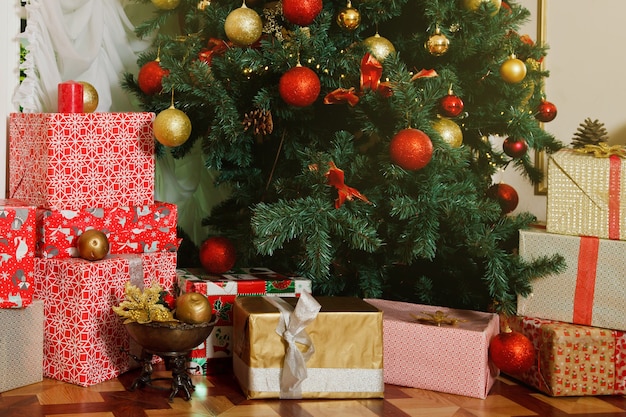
508;315;626;396
9;112;155;210
177;267;312;375
365;298;500;399
0;199;37;309
36;201;178;258
33;252;177;386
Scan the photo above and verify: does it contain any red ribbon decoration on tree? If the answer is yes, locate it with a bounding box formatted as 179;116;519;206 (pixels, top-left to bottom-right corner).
323;87;360;107
325;161;370;209
360;53;383;91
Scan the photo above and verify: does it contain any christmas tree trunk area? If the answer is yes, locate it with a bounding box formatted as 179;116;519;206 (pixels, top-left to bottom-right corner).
125;0;565;315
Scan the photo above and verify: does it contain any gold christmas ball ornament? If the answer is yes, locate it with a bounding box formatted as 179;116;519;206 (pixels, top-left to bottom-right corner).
175;292;213;324
500;55;527;83
363;33;395;61
154;106;192;147
461;0;502;15
337;1;361;31
151;0;181;10
79;81;99;113
224;4;263;47
432;117;463;148
425;27;450;56
76;229;109;261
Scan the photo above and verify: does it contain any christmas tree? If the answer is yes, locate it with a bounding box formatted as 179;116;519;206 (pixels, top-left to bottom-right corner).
124;0;565;315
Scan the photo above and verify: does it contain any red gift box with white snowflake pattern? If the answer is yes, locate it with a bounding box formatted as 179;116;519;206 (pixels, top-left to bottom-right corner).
176;267;312;375
33;252;177;387
36;201;179;258
0;200;37;309
508;315;626;396
9;112;155;210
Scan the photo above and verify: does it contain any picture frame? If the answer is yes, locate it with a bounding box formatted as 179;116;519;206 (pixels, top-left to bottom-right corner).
533;0;548;195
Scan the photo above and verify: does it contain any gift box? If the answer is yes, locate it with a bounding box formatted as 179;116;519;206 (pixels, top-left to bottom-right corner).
177;267;312;375
232;294;384;399
547;148;626;240
507;315;626;396
36;201;178;258
33;252;177;386
365;298;500;399
0;199;37;308
9;112;155;210
0;299;44;392
518;228;626;331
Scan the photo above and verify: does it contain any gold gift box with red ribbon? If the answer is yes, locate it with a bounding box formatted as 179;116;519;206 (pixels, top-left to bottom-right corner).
518;228;626;331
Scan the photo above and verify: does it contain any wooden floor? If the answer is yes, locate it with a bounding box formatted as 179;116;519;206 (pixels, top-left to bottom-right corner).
3;365;626;417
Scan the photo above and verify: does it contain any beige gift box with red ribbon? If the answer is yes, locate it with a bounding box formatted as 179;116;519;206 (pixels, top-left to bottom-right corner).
517;228;626;331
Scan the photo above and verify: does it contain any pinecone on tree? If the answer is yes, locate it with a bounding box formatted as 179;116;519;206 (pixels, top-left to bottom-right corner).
243;108;274;141
571;118;609;148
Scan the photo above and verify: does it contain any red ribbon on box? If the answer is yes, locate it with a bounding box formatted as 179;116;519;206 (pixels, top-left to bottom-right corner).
573;236;600;325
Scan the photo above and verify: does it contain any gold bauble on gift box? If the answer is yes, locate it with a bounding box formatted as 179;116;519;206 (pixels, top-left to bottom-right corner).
154;106;192;147
363;33;395;61
79;81;98;113
76;229;109;261
224;4;263;47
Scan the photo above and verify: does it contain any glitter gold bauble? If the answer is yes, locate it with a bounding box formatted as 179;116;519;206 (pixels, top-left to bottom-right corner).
425;28;450;56
78;81;99;113
432;117;463;148
337;1;360;31
151;0;181;10
224;4;263;47
76;229;109;261
363;33;395;61
500;55;527;83
154;106;192;147
461;0;502;15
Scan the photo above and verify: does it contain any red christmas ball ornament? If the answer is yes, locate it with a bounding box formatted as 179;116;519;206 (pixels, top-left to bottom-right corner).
389;128;434;171
535;100;558;123
502;137;528;158
282;0;323;26
439;89;464;118
279;65;321;107
138;60;169;95
200;236;237;274
489;330;535;375
487;183;519;214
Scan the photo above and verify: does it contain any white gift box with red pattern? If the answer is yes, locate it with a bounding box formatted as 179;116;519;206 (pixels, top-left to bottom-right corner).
365;298;500;399
0;199;37;309
33;252;177;387
9;112;155;210
36;201;178;258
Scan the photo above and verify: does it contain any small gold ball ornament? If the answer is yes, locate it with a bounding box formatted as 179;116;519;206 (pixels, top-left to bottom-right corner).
151;0;181;10
224;4;263;47
337;1;361;31
500;54;527;83
154;106;192;147
363;33;395;61
432;117;463;148
425;27;450;56
76;229;109;261
79;81;99;113
461;0;502;15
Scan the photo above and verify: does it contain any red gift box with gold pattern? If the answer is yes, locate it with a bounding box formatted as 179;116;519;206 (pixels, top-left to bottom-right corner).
33;252;177;387
9;112;155;210
365;298;500;399
177;267;312;375
508;315;626;396
0;200;37;309
36;202;178;258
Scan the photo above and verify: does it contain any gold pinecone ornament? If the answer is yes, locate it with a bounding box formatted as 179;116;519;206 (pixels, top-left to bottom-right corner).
571;118;609;149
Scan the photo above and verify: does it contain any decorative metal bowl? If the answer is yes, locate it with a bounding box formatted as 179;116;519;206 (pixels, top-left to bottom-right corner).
125;319;216;354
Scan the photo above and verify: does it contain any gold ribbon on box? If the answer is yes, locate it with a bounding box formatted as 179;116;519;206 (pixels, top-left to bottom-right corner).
263;292;321;399
574;143;626;158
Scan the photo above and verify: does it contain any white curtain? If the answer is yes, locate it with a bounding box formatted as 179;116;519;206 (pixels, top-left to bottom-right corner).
14;0;228;247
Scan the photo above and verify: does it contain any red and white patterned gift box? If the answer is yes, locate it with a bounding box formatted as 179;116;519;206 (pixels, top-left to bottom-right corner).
0;200;37;309
518;228;626;331
9;112;155;210
177;267;312;375
36;201;178;258
33;252;177;387
365;298;500;399
508;315;626;396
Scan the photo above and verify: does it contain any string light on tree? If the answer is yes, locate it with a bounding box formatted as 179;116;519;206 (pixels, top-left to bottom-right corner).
425;26;450;56
151;0;181;10
389;128;433;170
336;1;361;31
502;137;528;158
500;54;527;83
224;2;263;47
363;32;396;61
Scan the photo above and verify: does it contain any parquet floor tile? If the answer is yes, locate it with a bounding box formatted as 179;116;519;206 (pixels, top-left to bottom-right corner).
3;364;626;417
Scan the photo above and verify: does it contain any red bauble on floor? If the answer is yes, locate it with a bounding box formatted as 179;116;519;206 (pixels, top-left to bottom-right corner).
199;236;237;274
389;128;433;171
489;330;535;375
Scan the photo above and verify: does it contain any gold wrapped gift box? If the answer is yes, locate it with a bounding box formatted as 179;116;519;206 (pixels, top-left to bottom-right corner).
233;296;384;399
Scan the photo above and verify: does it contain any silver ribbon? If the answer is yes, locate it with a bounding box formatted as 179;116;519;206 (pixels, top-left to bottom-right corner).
264;292;321;399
